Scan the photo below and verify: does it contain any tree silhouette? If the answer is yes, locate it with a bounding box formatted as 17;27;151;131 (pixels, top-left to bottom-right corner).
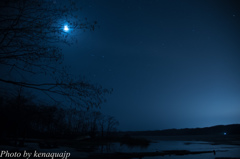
0;0;111;109
106;116;119;136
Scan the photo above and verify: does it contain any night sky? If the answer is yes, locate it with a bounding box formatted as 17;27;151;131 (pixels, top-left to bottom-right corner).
62;0;240;131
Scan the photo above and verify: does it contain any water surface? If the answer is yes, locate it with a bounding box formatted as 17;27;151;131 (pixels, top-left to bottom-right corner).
96;140;240;159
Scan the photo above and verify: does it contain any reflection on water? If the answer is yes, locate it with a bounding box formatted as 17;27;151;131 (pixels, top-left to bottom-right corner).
96;140;240;159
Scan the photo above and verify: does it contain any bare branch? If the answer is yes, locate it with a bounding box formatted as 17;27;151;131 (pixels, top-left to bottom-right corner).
0;0;110;109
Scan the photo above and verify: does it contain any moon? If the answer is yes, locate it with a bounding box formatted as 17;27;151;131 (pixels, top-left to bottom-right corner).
63;25;69;32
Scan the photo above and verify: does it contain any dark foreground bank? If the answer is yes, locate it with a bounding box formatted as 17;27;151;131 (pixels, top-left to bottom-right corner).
86;150;218;159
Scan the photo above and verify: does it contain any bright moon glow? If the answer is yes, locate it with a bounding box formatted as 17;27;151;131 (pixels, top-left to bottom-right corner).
64;25;69;32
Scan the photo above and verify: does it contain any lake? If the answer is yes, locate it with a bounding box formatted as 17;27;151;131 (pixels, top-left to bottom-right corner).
96;140;240;159
2;137;239;159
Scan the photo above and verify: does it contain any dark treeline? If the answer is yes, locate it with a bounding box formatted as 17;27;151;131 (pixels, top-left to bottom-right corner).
0;92;119;140
122;124;240;136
